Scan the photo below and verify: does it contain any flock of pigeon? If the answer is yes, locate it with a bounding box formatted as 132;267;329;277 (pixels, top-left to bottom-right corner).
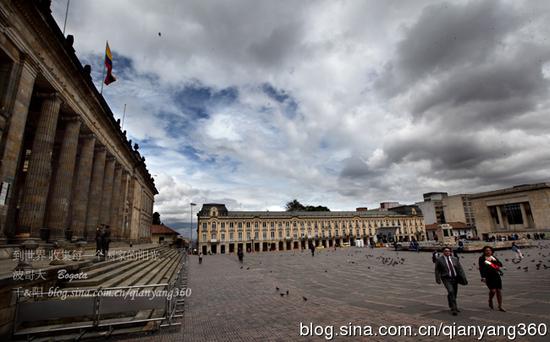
234;243;549;304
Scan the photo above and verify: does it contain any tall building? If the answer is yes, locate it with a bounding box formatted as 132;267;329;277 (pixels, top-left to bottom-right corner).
470;183;550;239
442;194;477;237
196;204;425;255
0;0;157;243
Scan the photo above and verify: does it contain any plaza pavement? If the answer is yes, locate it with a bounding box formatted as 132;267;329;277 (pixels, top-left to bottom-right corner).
123;242;550;341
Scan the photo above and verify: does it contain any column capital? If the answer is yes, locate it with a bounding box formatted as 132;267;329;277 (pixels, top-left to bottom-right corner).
61;115;82;123
80;133;96;140
18;53;39;78
35;91;62;103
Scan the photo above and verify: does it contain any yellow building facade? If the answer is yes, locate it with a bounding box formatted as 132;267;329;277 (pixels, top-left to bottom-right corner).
197;204;425;254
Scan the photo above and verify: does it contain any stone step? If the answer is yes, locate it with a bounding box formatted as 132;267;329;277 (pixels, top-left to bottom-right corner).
65;258;148;287
102;248;179;288
133;252;184;320
124;250;180;287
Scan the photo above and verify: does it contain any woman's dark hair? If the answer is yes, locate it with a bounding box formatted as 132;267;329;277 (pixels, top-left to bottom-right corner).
482;246;494;254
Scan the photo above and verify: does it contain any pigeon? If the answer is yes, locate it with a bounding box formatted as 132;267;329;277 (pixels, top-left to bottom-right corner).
240;266;243;269
517;266;521;270
324;270;327;273
286;290;289;295
158;32;162;37
302;296;307;301
246;267;250;270
280;293;284;297
276;286;279;291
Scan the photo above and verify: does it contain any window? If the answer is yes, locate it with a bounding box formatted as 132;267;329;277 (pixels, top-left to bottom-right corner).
230;222;234;228
202;223;207;230
221;233;225;241
202;233;206;241
238;222;242;229
238;232;242;241
247;232;251;240
254;231;258;239
503;204;524;225
211;232;216;240
212;222;216;230
271;231;275;238
246;222;251;228
230;232;234;241
262;231;267;239
221;223;225;229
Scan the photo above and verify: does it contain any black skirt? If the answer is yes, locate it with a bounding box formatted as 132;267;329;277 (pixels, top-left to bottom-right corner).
485;273;502;290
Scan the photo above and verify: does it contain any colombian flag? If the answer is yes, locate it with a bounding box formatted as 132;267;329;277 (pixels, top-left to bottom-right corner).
104;42;116;85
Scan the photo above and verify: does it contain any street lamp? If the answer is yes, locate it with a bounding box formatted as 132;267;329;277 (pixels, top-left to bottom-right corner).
190;202;197;250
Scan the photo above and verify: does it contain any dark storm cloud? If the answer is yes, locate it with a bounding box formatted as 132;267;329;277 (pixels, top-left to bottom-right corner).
412;44;550;119
379;0;526;95
249;22;304;67
340;0;550;198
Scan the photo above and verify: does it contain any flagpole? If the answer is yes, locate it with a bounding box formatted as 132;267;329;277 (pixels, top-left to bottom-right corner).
122;103;127;129
62;0;71;35
100;41;106;94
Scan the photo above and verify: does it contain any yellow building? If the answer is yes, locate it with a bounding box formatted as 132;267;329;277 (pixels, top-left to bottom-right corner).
197;204;425;254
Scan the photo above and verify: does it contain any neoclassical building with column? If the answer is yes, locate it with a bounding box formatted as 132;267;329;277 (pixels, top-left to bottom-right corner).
197;204;425;255
0;0;157;243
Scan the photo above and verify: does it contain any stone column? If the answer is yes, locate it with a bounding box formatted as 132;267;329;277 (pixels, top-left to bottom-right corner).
17;93;62;239
0;57;37;238
85;146;106;241
496;206;504;230
69;134;96;240
118;170;130;239
109;165;122;239
125;175;136;240
519;203;529;229
46;116;82;240
99;156;115;225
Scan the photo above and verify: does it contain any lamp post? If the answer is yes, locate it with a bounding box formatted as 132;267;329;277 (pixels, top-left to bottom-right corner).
190;202;197;250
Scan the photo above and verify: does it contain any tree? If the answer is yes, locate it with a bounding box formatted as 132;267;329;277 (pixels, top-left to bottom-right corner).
285;200;330;212
305;205;330;212
152;212;161;225
285;199;305;211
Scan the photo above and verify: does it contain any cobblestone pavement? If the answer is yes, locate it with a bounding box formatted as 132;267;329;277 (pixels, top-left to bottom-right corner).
128;242;550;341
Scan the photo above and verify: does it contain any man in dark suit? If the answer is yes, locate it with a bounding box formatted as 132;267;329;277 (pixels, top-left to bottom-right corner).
435;247;468;315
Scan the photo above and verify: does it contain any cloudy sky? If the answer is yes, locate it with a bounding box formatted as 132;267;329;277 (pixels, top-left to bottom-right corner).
51;0;550;231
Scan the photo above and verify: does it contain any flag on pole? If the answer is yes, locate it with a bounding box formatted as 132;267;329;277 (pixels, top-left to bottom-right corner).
104;41;116;85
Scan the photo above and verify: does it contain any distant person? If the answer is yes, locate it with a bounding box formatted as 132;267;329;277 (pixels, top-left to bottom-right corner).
310;244;316;257
511;242;523;260
393;241;398;251
432;250;439;263
101;225;111;258
237;248;244;263
95;226;102;258
198;252;203;264
457;240;464;253
479;246;505;311
435;247;468;315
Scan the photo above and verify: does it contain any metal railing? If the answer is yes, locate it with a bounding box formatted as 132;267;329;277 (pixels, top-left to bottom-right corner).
12;249;187;339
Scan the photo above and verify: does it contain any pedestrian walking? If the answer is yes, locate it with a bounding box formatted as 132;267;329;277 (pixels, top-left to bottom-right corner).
479;246;505;311
198;252;203;264
237;248;244;263
435;247;468;315
511;242;523;260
